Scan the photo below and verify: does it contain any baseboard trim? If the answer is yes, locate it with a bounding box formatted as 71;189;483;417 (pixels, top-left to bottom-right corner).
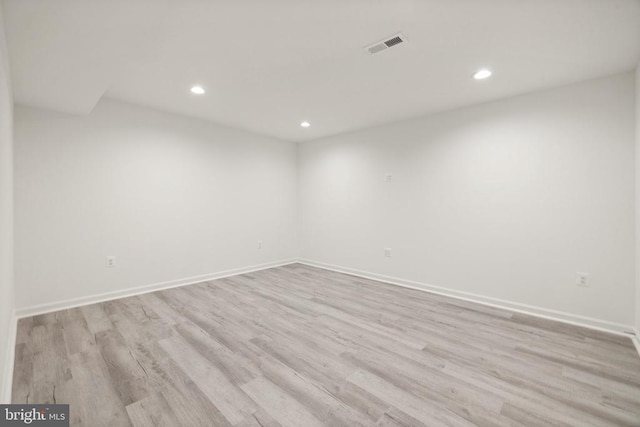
1;311;17;403
14;258;298;319
632;329;640;358
297;259;636;338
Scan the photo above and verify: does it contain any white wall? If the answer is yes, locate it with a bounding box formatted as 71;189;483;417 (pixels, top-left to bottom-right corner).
636;64;640;334
0;3;14;403
299;72;636;327
14;99;298;310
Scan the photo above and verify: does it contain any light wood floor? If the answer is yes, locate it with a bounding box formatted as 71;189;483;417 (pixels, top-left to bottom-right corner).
11;264;640;426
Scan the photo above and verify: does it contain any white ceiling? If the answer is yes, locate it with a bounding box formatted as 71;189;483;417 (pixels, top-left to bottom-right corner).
3;0;640;142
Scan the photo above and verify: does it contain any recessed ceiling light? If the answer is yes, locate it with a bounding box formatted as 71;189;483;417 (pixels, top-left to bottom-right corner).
190;86;205;95
473;69;492;80
300;121;310;128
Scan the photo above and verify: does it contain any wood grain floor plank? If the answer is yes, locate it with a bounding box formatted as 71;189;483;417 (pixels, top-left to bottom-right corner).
334;381;390;423
10;343;33;404
67;350;133;427
347;369;476;427
81;303;114;335
158;381;234;427
344;349;512;427
173;320;261;385
15;317;34;345
240;376;325;427
253;352;371;427
159;334;257;425
59;308;96;355
234;408;282;427
126;392;181;427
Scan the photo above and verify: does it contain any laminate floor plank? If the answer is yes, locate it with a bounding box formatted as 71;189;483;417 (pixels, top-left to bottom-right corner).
67;349;133;427
126;392;181;427
346;369;475;427
252;353;371;427
240;376;326;427
81;304;114;335
11;264;640;426
159;334;258;425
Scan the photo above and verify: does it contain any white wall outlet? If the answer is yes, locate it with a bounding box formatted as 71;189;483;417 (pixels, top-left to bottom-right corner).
385;173;393;183
384;248;392;258
576;272;589;287
106;256;116;268
258;240;263;249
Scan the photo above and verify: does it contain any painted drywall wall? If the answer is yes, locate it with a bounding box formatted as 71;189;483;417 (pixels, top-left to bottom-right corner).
636;64;640;334
299;72;636;326
0;3;14;403
14;99;298;309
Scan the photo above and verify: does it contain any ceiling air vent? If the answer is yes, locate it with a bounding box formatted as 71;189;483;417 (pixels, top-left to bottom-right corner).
365;33;407;55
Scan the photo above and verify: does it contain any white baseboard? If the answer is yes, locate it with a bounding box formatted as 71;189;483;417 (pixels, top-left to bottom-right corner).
1;311;17;403
14;258;297;319
632;329;640;358
297;259;637;338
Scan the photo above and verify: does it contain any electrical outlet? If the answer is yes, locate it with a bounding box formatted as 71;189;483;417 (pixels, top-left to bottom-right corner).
385;173;393;183
576;272;589;287
106;256;116;268
258;240;263;249
384;248;392;258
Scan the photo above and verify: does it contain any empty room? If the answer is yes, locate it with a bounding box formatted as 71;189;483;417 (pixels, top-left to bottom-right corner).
1;0;640;426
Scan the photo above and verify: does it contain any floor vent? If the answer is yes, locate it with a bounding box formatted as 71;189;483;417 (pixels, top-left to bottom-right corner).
365;33;407;55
